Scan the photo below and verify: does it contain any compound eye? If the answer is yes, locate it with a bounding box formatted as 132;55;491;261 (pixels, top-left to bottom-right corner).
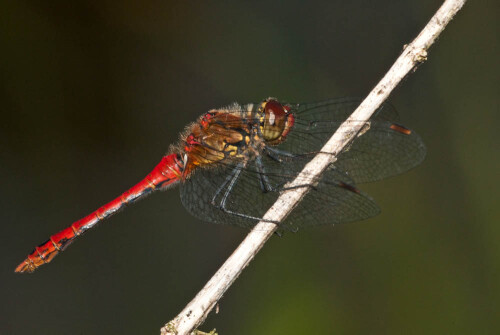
262;99;287;141
264;100;286;126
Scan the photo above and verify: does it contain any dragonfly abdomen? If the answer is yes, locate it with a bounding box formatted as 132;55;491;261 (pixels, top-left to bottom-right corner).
15;154;184;273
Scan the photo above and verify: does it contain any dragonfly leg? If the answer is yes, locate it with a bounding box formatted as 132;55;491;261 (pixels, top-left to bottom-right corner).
255;156;276;193
263;148;320;192
255;156;312;194
266;147;328;163
280;183;318;192
265;147;296;162
213;163;279;224
211;162;244;206
219;164;243;209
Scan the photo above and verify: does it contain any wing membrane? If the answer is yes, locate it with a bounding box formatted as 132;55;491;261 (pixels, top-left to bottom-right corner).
180;97;425;230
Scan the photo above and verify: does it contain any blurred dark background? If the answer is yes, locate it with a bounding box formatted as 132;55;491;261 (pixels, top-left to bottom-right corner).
1;1;498;334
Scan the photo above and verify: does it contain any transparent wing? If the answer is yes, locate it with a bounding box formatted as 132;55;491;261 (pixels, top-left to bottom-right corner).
279;97;426;183
179;97;425;230
180;152;380;231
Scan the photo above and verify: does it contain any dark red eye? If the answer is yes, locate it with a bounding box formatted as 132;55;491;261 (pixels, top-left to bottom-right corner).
264;100;286;121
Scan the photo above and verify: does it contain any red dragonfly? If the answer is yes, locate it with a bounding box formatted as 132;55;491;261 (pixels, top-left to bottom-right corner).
15;97;426;273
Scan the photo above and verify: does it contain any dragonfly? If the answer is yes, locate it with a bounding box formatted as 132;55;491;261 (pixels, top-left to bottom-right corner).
15;97;426;273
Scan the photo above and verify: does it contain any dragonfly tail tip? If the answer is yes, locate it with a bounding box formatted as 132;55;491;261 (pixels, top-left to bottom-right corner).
14;259;35;274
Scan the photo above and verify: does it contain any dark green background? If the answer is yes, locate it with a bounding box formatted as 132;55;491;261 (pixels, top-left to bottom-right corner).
1;1;498;334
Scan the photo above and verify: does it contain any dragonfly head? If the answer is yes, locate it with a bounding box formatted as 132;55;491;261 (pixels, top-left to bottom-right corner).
259;98;295;145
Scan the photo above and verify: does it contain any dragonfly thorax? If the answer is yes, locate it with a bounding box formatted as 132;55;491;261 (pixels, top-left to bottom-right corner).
259;99;295;145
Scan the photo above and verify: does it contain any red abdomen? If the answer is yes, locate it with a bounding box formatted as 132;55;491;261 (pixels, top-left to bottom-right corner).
15;154;184;273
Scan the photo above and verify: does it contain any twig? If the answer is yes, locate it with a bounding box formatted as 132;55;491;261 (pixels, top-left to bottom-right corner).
161;0;467;334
